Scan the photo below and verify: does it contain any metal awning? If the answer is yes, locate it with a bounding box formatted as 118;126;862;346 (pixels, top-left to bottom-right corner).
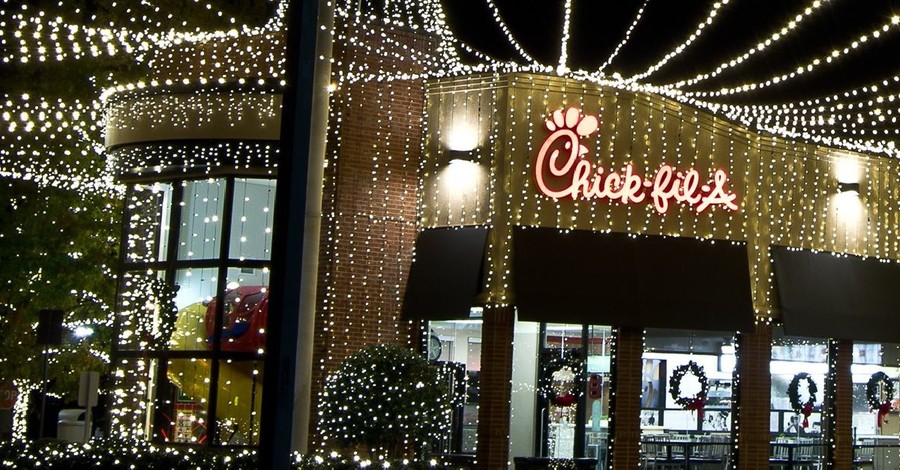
401;226;488;321
772;246;900;343
512;227;754;331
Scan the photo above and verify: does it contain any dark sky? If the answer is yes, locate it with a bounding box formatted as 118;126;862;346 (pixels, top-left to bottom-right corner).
442;0;900;104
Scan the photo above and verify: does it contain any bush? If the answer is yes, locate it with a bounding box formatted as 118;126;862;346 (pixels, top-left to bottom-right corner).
0;439;256;469
318;344;452;460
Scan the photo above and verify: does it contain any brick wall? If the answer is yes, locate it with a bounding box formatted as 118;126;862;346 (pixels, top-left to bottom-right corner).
309;21;436;449
735;322;772;470
476;306;515;469
609;327;642;469
828;339;853;468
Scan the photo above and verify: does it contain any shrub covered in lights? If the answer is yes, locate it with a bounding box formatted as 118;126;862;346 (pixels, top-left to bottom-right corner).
0;438;257;469
318;344;452;460
0;439;454;469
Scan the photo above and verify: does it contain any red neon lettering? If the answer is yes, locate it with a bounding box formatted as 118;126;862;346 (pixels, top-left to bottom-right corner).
534;107;739;214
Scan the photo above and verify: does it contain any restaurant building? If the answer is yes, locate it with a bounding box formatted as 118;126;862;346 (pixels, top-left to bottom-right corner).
102;2;900;468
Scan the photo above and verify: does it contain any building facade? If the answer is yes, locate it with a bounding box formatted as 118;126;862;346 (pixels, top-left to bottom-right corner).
103;4;900;469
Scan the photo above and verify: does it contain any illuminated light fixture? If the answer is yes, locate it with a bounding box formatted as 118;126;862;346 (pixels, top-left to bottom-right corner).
838;182;860;195
446;149;475;165
73;326;94;338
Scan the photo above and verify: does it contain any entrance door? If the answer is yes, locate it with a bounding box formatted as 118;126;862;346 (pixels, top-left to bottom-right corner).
537;323;612;464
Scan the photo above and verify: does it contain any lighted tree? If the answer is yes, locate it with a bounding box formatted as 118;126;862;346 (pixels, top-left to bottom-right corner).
318;344;453;460
0;0;274;407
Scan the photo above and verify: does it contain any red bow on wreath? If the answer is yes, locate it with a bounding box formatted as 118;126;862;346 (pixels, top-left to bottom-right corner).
554;393;575;407
801;403;813;428
876;403;892;428
687;397;705;422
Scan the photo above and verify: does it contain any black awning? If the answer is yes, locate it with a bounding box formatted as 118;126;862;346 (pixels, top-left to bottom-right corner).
512;227;754;331
772;246;900;343
402;227;488;321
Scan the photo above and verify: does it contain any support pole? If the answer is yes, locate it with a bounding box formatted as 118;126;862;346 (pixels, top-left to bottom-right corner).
259;0;320;467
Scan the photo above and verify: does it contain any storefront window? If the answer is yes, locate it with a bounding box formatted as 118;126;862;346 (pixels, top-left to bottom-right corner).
228;178;275;261
124;183;172;263
112;176;275;448
177;179;225;261
160;358;211;444
215;359;263;445
116;270;169;351
508;322;611;464
769;330;826;464
541;323;585;459
851;342;900;467
641;329;735;468
584;325;612;466
427;319;482;454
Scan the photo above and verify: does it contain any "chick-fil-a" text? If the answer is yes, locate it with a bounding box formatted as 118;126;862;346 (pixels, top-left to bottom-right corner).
534;107;739;214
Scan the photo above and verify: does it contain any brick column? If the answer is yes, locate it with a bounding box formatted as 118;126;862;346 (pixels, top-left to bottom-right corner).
735;322;772;470
609;327;642;469
476;305;515;469
826;339;853;468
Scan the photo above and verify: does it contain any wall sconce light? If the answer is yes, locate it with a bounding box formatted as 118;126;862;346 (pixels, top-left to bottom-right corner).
446;149;475;165
837;182;860;195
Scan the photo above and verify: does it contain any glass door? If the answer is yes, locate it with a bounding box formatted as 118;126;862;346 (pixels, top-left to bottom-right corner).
537;323;612;464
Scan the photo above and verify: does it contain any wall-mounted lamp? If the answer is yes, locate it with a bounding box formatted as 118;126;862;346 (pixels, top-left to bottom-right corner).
446;149;476;165
838;181;860;195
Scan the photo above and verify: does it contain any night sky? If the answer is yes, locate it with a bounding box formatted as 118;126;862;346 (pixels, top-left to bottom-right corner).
441;0;900;104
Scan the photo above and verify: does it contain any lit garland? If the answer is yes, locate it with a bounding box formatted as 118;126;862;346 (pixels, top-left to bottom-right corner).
668;361;709;413
787;372;817;428
866;371;894;428
538;351;584;407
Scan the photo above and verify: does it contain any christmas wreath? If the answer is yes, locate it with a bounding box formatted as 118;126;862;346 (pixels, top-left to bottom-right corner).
787;372;817;428
669;361;709;419
539;352;584;407
866;371;895;428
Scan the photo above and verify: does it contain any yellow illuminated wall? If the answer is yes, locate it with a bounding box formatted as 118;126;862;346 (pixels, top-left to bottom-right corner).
421;73;900;320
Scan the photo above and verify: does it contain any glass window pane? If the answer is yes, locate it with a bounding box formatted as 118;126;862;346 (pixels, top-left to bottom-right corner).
769;328;826;463
123;183;173;264
110;357;159;440
116;270;173;351
542;323;583;459
851;341;900;461
229;178;275;261
428;320;482;454
641;328;734;467
159;358;211;444
177;179;225;261
215;279;269;354
170;268;218;351
585;325;611;467
215;360;263;446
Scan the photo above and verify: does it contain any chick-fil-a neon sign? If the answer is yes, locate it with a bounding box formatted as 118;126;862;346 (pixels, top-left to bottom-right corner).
534;107;739;213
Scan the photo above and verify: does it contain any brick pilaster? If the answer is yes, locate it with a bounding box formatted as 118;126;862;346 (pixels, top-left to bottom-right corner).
609;327;642;469
735;322;772;470
476;305;515;469
826;339;853;468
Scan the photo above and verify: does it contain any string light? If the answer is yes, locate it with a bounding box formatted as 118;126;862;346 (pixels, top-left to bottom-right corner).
624;0;733;83
659;0;831;89
680;15;900;98
4;0;900;464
